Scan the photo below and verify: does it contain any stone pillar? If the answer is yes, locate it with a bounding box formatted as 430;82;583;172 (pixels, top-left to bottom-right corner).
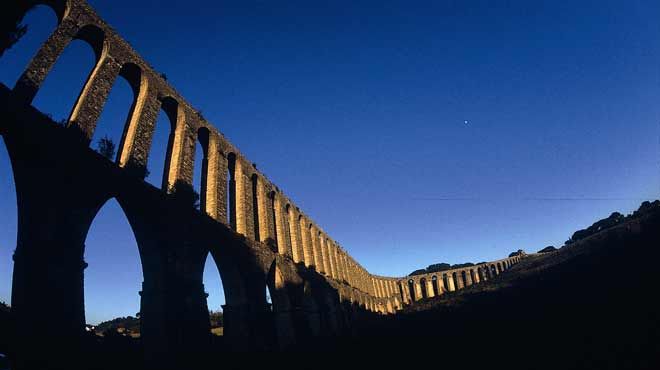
320;236;330;274
464;270;473;286
310;227;320;270
328;242;337;279
454;272;464;289
235;162;248;236
299;218;312;267
213;141;228;222
472;269;480;284
426;279;435;298
255;178;269;242
273;195;288;256
288;208;302;263
68;54;122;141
414;281;423;301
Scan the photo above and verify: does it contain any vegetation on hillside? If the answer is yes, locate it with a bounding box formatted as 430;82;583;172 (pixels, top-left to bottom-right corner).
537;246;557;253
327;200;660;370
409;200;660;276
564;200;659;246
94;316;140;337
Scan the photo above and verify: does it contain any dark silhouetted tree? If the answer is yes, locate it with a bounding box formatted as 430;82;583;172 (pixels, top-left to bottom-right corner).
0;4;28;57
97;136;116;160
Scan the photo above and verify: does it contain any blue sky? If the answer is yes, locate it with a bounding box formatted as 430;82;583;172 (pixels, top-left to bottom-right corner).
1;0;659;324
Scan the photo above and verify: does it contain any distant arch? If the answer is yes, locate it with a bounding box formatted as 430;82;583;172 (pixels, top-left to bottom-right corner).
431;275;440;296
452;272;459;289
419;278;428;299
461;270;468;287
398;282;406;303
442;274;450;292
478;268;485;282
407;279;416;301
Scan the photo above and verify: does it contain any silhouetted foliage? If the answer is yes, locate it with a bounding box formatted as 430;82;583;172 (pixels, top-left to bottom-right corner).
427;263;451;273
0;3;28;57
170;180;201;209
209;310;223;328
566;208;643;245
509;249;525;257
95;316;140;336
410;262;474;275
123;158;150;179
265;237;278;253
97;136;116;160
538;246;557;253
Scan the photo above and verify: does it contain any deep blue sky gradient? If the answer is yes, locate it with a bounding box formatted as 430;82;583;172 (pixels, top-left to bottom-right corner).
1;0;659;324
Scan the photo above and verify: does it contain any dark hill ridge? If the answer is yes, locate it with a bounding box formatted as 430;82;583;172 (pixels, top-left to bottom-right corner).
323;201;660;369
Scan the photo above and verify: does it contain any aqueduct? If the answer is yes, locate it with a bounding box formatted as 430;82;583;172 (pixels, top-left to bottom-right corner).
1;1;522;368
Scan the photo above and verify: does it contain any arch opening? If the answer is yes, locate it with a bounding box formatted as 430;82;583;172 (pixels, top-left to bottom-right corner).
284;204;295;260
31;38;96;125
91;67;137;162
193;127;210;212
145;97;176;190
443;274;450;292
83;198;143;333
251;174;260;241
407;279;416;301
268;191;278;252
203;253;226;337
419;278;428;299
431;275;440;296
0;137;17;306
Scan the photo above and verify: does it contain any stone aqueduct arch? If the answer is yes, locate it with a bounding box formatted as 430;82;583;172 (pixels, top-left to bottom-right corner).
398;256;523;302
0;0;525;368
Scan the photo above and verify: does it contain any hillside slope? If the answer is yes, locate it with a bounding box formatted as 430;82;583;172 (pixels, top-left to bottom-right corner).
328;205;660;369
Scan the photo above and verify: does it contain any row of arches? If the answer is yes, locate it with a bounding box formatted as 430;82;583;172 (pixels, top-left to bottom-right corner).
4;1;379;295
1;1;526;329
2;0;397;305
400;257;522;303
